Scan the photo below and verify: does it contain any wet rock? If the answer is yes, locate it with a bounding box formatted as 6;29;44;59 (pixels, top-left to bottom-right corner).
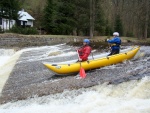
48;51;62;56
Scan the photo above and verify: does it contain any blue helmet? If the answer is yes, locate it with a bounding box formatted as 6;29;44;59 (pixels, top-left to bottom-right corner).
83;39;90;44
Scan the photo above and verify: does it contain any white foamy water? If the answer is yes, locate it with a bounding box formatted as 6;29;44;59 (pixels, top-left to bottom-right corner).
0;49;16;67
0;49;23;93
0;77;150;113
0;56;10;67
0;46;150;113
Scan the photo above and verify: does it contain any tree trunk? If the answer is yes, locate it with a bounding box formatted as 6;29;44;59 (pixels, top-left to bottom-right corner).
93;0;95;36
9;19;10;30
90;0;93;38
144;0;149;39
2;19;4;31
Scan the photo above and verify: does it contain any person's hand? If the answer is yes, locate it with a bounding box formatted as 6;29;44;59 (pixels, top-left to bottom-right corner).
105;39;109;42
78;58;82;61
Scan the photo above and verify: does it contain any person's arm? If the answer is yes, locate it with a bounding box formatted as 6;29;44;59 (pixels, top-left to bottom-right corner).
77;47;83;61
108;37;121;44
77;47;83;55
107;38;116;44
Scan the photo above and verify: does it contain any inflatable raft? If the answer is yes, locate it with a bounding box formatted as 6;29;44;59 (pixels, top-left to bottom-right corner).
43;46;140;75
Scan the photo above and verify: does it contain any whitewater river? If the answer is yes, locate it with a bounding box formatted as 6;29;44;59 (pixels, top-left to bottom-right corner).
0;44;150;113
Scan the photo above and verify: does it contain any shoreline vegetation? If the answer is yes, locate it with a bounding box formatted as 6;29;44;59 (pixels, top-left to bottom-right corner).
0;33;150;50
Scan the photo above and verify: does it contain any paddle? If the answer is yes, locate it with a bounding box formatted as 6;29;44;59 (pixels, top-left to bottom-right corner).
77;50;86;78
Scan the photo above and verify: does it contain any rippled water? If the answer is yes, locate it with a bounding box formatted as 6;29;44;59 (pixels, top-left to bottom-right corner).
0;45;150;113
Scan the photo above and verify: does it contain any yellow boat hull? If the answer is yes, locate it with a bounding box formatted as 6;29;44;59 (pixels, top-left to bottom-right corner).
43;47;140;75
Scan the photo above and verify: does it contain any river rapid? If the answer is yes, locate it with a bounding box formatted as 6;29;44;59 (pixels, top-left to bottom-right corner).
0;44;150;113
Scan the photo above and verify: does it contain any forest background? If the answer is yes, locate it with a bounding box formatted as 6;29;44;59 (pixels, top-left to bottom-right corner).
0;0;150;39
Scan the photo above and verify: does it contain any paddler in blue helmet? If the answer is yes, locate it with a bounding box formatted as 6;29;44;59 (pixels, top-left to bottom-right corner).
77;39;92;61
107;32;121;56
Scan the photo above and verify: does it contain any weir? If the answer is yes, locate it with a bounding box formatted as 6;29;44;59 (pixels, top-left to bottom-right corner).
0;45;149;105
0;50;22;94
0;34;82;48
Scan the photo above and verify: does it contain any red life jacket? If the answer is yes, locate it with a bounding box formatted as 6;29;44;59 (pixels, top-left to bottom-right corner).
78;45;92;61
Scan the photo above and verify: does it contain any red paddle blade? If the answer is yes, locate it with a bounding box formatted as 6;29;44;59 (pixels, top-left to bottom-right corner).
80;67;86;78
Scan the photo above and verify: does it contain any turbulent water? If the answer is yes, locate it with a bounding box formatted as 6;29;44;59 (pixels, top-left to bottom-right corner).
0;49;16;67
0;45;150;113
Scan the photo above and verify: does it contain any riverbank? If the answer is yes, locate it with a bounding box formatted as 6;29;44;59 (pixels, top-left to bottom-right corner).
0;33;150;50
0;33;82;48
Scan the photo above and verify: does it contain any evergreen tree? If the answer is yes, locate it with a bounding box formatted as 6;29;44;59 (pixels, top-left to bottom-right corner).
0;0;20;30
74;0;90;36
114;15;123;36
43;0;112;36
105;25;113;36
55;0;76;35
0;0;20;19
43;0;77;35
43;0;57;33
0;0;7;18
94;0;105;36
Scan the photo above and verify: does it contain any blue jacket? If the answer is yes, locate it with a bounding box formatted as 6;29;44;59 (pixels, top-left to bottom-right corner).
107;36;121;50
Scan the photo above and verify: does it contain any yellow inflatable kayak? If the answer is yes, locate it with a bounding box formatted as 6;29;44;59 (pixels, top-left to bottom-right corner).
43;46;140;75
